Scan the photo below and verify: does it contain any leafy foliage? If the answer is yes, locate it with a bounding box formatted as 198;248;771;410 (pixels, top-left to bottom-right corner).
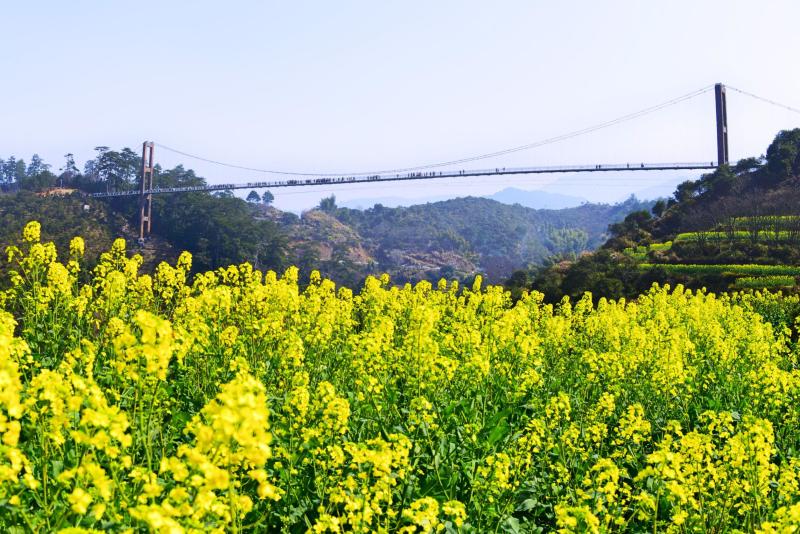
323;196;652;284
0;193;125;278
1;148;652;288
2;224;800;531
527;129;800;300
0;149;289;276
151;192;287;273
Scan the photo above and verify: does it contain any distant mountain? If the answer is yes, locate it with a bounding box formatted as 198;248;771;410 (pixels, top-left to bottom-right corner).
487;188;586;209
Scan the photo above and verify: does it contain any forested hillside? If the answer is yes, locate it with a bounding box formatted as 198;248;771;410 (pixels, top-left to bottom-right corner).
521;129;800;301
262;195;653;286
0;193;128;272
0;151;288;276
0;147;652;287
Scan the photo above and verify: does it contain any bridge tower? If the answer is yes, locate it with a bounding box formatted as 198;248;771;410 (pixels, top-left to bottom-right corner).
715;83;729;166
138;141;155;243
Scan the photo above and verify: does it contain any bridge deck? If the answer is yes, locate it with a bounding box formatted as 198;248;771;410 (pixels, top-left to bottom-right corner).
91;162;717;198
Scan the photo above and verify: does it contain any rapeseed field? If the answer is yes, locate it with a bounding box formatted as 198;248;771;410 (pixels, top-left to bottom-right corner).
1;222;799;532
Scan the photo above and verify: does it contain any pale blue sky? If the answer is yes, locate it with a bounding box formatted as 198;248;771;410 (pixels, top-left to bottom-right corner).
2;1;799;210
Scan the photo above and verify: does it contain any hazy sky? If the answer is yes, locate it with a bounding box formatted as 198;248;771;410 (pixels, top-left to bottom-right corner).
2;1;799;211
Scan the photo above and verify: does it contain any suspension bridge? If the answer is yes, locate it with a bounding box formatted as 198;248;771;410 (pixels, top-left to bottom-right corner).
88;83;800;241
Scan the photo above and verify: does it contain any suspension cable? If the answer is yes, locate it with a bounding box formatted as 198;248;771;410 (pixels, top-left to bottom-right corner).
727;86;800;115
155;85;715;177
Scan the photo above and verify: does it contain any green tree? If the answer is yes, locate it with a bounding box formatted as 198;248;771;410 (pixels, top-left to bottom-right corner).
156;164;205;188
733;156;763;174
556;250;643;301
151;187;287;272
701;164;738;195
1;157;26;185
18;154;57;191
504;270;530;301
318;195;337;212
674;180;699;202
764;128;800;184
548;227;589;259
59;153;80;187
246;190;261;203
14;159;26;183
609;210;652;238
84;146;110;183
262;190;274;205
26;154;50;177
83;146;139;192
652;199;666;217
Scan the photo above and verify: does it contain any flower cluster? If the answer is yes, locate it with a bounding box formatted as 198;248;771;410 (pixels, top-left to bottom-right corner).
0;222;799;532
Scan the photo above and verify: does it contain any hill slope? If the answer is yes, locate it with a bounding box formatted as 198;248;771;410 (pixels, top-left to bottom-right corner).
0;192;180;275
265;195;653;286
525;128;800;301
0;147;653;287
